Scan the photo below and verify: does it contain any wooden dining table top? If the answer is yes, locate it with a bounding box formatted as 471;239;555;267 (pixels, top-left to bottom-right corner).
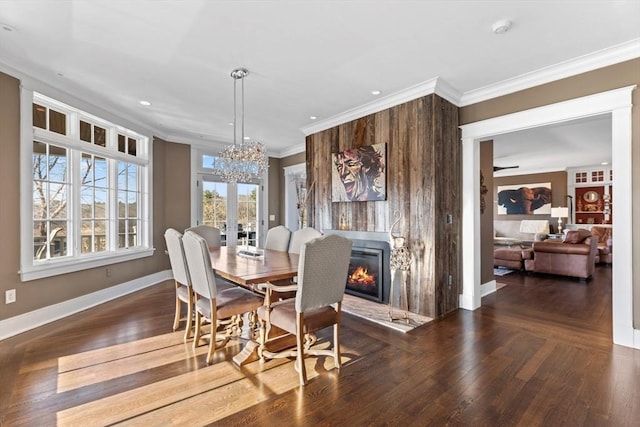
209;246;299;286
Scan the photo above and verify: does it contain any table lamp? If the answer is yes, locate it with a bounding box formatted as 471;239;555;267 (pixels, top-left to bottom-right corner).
551;207;569;234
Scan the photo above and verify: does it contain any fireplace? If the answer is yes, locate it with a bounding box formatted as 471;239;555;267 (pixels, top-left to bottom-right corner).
324;230;390;303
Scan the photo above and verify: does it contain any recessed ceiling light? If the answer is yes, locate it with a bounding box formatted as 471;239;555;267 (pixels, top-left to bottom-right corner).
601;161;609;165
227;122;234;126
371;90;381;95
139;100;151;106
244;136;250;140
1;23;16;32
310;116;317;120
492;19;512;34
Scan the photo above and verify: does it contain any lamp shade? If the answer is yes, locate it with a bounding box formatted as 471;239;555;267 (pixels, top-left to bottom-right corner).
551;207;569;218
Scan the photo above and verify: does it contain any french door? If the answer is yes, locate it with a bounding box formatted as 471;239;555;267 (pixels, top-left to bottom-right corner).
197;174;260;246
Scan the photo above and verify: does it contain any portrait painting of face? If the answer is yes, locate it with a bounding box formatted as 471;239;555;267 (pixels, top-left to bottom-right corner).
332;143;386;202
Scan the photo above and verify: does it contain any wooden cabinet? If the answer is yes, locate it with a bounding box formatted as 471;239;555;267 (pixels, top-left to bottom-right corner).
568;166;612;226
575;185;612;225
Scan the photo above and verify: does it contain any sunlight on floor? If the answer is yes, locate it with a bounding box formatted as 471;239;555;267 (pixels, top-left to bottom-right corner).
55;333;358;425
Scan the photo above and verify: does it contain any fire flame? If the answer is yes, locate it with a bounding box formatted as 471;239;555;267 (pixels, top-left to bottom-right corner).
348;266;376;285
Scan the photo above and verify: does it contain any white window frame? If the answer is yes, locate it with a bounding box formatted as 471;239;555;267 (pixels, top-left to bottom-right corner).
20;90;154;281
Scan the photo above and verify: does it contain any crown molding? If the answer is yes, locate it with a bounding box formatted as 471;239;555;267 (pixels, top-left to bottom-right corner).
275;142;306;158
460;38;640;107
301;77;461;136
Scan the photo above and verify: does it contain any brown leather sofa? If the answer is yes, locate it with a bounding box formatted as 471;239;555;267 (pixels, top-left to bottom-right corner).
524;229;598;280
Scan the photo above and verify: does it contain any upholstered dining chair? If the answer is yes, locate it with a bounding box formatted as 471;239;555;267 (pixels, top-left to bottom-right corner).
185;225;222;248
182;230;264;365
288;227;322;254
264;225;292;252
257;234;352;386
164;228;195;342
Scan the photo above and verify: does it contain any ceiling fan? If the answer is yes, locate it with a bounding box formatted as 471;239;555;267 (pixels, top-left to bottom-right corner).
493;165;519;172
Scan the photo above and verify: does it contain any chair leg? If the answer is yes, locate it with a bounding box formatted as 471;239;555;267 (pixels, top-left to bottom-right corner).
193;310;202;350
206;301;217;365
296;313;307;386
172;282;181;331
333;323;341;369
183;289;194;342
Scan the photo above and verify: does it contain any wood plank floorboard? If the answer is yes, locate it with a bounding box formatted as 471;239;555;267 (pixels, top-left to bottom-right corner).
1;264;638;426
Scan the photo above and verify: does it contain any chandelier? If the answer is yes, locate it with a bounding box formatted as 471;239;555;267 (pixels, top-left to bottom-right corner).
219;68;269;183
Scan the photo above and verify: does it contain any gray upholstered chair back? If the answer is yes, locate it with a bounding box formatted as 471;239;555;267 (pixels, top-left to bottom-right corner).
296;234;352;312
182;230;217;299
164;228;191;287
288;227;322;254
185;225;222;248
264;225;292;251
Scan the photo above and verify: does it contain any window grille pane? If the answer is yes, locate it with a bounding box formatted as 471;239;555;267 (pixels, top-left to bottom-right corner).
49;109;66;135
128;138;137;156
127;164;137;191
48;147;68;183
81;220;93;254
118;134;126;153
81;187;93;219
33;104;46;129
127;192;138;217
118;191;127;217
94;126;106;147
95;157;107;187
94;220;107;252
32;141;48;180
34;221;67;259
95;189;107;218
118;219;126;248
117;162;127;188
80;120;92;142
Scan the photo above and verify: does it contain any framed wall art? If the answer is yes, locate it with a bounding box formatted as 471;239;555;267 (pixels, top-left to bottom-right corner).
497;182;552;215
332;143;386;202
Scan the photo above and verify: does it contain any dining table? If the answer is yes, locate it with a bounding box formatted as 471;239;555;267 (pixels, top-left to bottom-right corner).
209;246;300;365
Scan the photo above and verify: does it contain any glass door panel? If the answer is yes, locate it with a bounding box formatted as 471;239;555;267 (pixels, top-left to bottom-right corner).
201;179;230;245
237;183;258;246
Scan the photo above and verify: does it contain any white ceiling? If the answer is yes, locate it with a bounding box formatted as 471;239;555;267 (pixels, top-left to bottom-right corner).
0;1;639;170
491;114;613;177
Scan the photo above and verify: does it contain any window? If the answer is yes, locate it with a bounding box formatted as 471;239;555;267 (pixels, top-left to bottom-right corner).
21;92;153;281
592;170;604;182
575;172;587;183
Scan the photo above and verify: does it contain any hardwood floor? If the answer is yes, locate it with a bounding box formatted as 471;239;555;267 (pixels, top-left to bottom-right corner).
1;264;638;426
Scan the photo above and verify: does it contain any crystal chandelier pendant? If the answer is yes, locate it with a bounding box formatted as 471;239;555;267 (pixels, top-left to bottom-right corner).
219;68;269;183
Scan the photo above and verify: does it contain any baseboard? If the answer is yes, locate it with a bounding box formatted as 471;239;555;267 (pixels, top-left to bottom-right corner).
480;280;497;297
634;328;640;350
0;270;173;341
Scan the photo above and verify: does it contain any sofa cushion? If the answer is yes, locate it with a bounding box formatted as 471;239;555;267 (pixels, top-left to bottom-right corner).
532;241;592;255
563;229;592;244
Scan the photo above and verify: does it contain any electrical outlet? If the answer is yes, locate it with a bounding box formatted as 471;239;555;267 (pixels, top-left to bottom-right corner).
106;267;112;277
5;289;16;304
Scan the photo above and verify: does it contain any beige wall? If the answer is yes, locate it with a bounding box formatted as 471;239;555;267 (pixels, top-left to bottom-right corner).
479;141;494;284
493;171;569;230
460;58;640;328
277;152;306;225
0;72;185;321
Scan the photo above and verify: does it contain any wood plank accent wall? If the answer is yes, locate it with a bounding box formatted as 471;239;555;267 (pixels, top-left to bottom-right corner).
305;94;460;318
